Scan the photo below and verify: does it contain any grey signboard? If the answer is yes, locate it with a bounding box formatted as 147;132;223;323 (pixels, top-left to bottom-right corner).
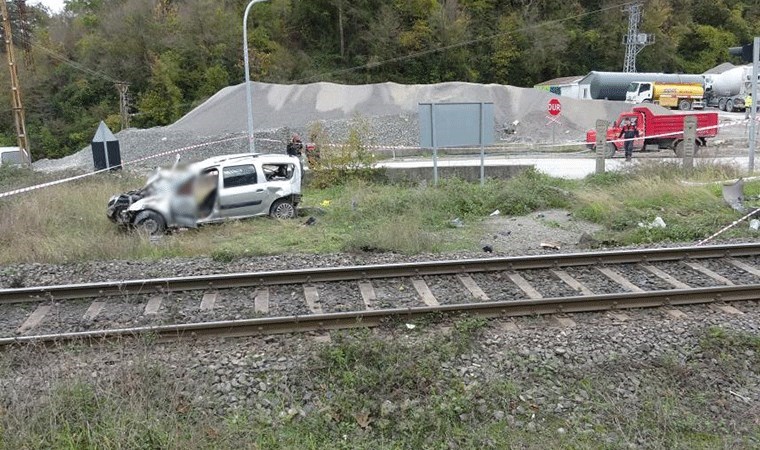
418;102;494;148
418;102;495;185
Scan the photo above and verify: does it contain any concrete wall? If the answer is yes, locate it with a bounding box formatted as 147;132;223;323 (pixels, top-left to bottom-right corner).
383;164;532;183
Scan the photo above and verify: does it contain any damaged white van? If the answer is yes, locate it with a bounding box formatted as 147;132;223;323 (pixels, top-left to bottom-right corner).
107;153;302;234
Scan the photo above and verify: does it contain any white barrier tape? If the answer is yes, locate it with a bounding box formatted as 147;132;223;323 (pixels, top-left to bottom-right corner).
321;117;753;152
0;166;114;199
697;206;760;246
0;116;754;200
681;175;760;187
0;135;246;200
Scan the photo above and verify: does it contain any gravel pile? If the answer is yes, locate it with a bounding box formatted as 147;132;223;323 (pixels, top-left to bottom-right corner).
33;81;641;173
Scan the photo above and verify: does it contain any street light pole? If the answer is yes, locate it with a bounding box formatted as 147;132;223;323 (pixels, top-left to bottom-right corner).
243;0;268;153
749;36;759;173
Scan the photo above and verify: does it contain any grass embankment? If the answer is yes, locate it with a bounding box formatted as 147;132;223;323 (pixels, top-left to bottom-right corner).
0;161;757;264
1;323;758;448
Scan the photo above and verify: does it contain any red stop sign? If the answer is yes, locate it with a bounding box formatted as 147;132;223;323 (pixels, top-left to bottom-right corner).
548;98;561;116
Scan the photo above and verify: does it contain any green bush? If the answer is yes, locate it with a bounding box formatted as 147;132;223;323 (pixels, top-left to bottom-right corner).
307;118;385;189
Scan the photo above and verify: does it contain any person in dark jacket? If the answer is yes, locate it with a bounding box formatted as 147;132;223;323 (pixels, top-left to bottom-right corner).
286;134;303;157
618;119;639;162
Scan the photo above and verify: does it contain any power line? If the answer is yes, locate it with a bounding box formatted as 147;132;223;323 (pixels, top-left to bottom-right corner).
13;34;132;130
293;0;639;83
14;34;123;84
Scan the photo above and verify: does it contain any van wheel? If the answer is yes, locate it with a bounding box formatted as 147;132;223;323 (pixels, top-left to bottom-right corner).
133;210;166;235
270;199;296;219
605;142;617;158
678;99;692;111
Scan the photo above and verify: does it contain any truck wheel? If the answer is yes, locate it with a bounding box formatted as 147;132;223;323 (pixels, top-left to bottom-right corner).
718;98;726;111
726;99;734;112
605;142;617;158
269;198;296;219
133;210;166;235
678;99;692;111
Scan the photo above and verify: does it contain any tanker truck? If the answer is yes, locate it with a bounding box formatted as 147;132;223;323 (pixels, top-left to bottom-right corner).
625;82;704;110
577;71;706;101
703;65;757;112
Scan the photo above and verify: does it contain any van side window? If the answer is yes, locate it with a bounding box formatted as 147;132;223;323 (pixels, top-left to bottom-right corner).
223;164;257;188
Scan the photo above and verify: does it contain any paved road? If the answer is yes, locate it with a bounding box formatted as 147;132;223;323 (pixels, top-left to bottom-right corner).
377;155;756;180
376;110;758;179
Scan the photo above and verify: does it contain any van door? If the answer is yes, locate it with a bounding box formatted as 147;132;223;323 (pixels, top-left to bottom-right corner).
218;163;268;218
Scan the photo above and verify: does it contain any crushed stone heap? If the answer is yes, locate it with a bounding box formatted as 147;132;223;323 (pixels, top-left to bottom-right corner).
34;81;644;172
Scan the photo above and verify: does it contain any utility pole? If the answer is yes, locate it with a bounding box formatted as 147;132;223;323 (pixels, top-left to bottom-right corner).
730;39;760;173
749;37;758;173
116;82;130;130
0;0;30;165
622;2;654;73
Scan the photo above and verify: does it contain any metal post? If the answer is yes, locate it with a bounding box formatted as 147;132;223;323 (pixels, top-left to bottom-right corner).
595;120;608;174
431;104;438;186
683;116;696;173
479;102;485;186
243;0;268;154
552;122;555;146
749;36;759;174
116;83;130;130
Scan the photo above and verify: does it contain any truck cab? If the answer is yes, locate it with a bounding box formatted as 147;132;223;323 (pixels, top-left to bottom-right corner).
626;82;653;104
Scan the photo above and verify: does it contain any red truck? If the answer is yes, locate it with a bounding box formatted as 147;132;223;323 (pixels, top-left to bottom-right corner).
585;106;719;157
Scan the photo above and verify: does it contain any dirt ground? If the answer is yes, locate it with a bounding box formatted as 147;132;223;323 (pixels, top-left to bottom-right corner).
479;209;602;254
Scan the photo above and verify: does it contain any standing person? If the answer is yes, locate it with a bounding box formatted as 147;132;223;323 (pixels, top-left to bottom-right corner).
746;93;753;120
286;134;303;157
286;134;305;177
618;119;639;162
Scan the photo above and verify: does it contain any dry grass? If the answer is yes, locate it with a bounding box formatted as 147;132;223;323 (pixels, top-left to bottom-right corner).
0;160;757;264
0;174;167;263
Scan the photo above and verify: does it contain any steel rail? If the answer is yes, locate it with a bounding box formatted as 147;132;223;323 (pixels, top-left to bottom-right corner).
2;283;759;347
1;243;759;304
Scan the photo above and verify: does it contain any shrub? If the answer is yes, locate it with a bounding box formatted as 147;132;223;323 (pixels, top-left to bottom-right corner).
307;117;385;188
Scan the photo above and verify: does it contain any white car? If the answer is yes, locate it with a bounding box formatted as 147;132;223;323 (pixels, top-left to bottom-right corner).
107;153;302;234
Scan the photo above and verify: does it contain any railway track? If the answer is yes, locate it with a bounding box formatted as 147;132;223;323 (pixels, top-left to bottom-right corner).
2;243;760;346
